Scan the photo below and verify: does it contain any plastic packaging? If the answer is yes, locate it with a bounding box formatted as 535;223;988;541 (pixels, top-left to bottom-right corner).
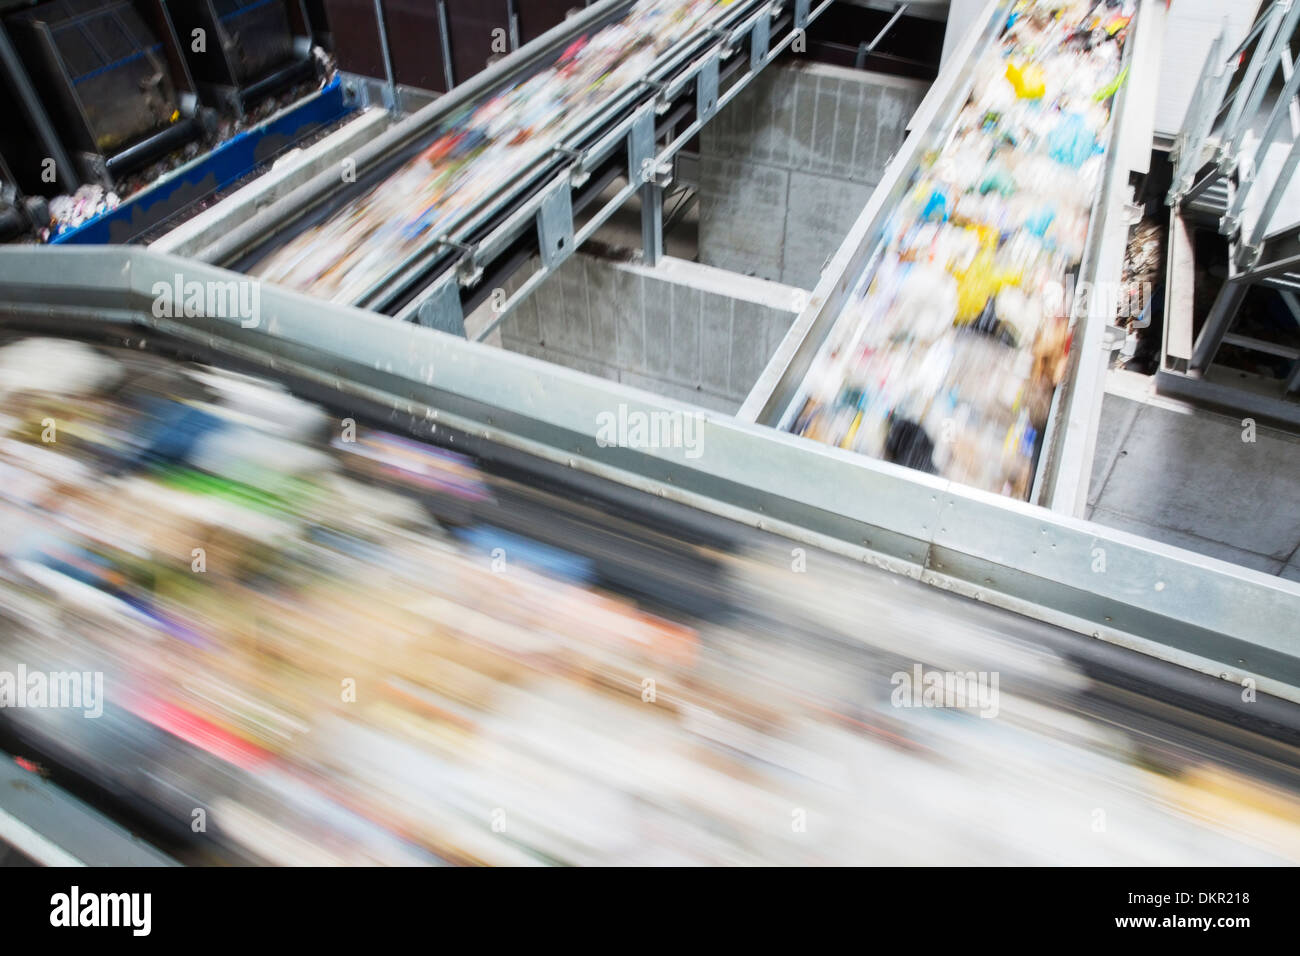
789;0;1137;499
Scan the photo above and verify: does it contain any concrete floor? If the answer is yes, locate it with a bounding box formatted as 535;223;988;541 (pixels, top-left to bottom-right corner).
1088;368;1300;580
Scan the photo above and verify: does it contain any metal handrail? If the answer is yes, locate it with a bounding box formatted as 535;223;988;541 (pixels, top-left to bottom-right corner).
1226;30;1300;232
1220;0;1288;151
1170;1;1300;207
1170;30;1227;199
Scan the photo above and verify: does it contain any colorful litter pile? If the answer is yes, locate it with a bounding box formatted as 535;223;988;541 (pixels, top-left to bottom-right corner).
253;0;730;303
2;335;1299;865
789;0;1136;499
44;185;121;240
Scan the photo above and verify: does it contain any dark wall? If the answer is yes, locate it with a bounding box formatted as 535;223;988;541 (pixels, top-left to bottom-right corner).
323;0;583;93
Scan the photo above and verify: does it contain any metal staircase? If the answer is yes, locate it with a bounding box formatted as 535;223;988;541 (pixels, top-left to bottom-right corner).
1163;0;1300;419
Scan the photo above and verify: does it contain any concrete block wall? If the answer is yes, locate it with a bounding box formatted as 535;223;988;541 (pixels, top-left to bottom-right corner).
698;61;928;290
1086;374;1300;580
486;253;803;413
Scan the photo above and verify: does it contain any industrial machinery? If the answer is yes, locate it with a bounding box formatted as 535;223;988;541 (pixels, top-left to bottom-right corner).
184;0;830;329
0;0;348;242
1;240;1299;865
742;0;1158;515
162;0;1151;515
4;0;210;186
0;151;47;242
163;0;321;116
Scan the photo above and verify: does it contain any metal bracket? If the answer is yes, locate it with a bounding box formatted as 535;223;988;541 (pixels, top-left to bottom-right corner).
696;52;720;122
371;0;398;112
553;146;590;186
640;78;673;115
1215;145;1235;175
794;0;810;30
1238;240;1264;273
703;26;736;62
437;237;474;257
537;183;575;270
629;107;657;185
641;178;664;267
457;258;484;287
751;7;771;70
432;238;484;285
416;279;466;337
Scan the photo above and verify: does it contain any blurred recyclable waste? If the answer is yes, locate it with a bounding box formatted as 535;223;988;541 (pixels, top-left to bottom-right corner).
789;0;1136;499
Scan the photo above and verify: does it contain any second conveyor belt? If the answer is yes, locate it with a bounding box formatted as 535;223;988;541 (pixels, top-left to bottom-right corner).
198;0;817;321
742;0;1160;515
782;2;1137;500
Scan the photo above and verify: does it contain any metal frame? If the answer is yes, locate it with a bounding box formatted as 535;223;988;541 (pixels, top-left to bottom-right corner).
401;0;824;319
184;0;831;337
436;0;456;94
372;0;398;110
739;0;1157;517
1165;0;1300;410
6;0;210;188
461;0;833;341
2;243;1299;707
160;0;319;119
0;19;81;192
337;73;438;114
854;2;909;69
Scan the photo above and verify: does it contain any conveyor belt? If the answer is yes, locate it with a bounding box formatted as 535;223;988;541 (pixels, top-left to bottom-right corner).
1;241;1300;864
741;0;1159;515
0;319;1299;866
4;3;1296;869
195;0;827;325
